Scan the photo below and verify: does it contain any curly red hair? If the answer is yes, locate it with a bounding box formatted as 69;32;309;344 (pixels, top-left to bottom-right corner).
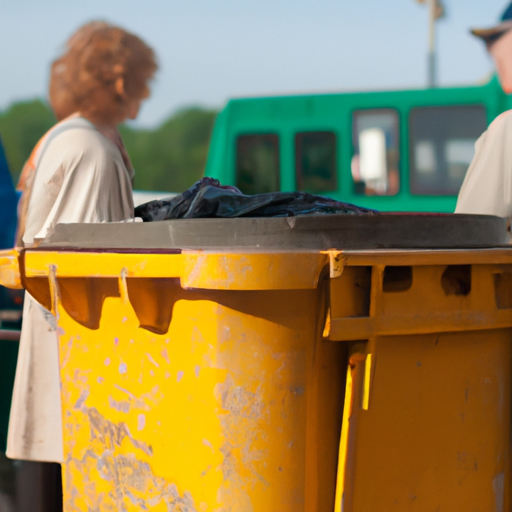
49;21;158;124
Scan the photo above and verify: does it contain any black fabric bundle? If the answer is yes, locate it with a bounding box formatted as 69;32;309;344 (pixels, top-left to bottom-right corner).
135;177;376;222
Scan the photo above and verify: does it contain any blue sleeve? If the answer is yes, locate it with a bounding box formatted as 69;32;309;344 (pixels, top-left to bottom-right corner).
0;137;20;248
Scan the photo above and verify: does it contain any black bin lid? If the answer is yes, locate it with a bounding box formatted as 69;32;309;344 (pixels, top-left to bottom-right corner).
40;213;509;250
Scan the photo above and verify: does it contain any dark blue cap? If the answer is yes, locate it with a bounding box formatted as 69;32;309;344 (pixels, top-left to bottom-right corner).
502;2;512;21
471;2;512;43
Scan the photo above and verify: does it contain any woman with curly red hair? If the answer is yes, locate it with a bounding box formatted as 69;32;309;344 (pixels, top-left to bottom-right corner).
8;21;158;464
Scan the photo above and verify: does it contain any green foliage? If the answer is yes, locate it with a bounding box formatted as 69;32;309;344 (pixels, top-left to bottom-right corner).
0;100;217;192
120;107;217;192
0;99;56;179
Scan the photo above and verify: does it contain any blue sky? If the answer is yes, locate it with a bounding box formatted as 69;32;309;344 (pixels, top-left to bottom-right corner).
0;0;508;126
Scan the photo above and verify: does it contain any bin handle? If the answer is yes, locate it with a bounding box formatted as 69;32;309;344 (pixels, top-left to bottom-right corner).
23;251;328;290
118;267;129;304
0;249;22;289
48;264;60;318
322;250;346;278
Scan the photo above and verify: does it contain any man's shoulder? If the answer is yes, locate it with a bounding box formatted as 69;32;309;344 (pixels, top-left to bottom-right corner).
489;109;512;131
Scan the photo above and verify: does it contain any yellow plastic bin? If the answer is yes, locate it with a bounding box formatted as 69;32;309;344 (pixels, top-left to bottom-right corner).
19;249;345;511
1;213;512;511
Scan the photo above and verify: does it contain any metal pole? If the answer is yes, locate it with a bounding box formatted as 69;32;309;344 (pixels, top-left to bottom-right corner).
428;0;436;88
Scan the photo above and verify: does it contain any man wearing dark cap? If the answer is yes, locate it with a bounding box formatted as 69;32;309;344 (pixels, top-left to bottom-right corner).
456;2;512;217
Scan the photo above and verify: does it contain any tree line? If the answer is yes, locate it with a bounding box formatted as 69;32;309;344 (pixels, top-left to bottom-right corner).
0;99;218;192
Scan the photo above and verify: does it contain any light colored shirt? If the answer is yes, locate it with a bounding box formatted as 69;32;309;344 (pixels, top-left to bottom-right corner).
456;110;512;218
8;116;134;463
24;116;134;244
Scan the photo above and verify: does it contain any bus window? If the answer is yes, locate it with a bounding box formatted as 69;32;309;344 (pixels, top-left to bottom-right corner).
295;131;337;193
352;110;400;196
235;134;280;194
409;105;487;195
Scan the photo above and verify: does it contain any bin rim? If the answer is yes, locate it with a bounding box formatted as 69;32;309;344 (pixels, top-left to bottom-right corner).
38;213;511;251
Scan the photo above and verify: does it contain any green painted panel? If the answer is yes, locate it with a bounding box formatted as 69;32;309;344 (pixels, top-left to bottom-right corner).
205;77;509;212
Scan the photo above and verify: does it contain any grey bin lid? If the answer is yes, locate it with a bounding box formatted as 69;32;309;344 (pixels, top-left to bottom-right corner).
39;213;510;251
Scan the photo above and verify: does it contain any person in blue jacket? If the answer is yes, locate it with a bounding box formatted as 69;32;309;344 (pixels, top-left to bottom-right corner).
0;137;19;249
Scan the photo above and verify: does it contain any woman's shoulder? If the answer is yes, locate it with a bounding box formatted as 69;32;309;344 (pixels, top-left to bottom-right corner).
50;117;104;145
45;117;118;162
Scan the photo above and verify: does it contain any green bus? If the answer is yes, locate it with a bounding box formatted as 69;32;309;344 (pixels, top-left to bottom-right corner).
205;76;511;212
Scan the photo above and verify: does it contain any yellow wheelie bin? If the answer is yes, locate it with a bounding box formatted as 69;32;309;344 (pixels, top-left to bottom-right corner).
1;213;511;512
